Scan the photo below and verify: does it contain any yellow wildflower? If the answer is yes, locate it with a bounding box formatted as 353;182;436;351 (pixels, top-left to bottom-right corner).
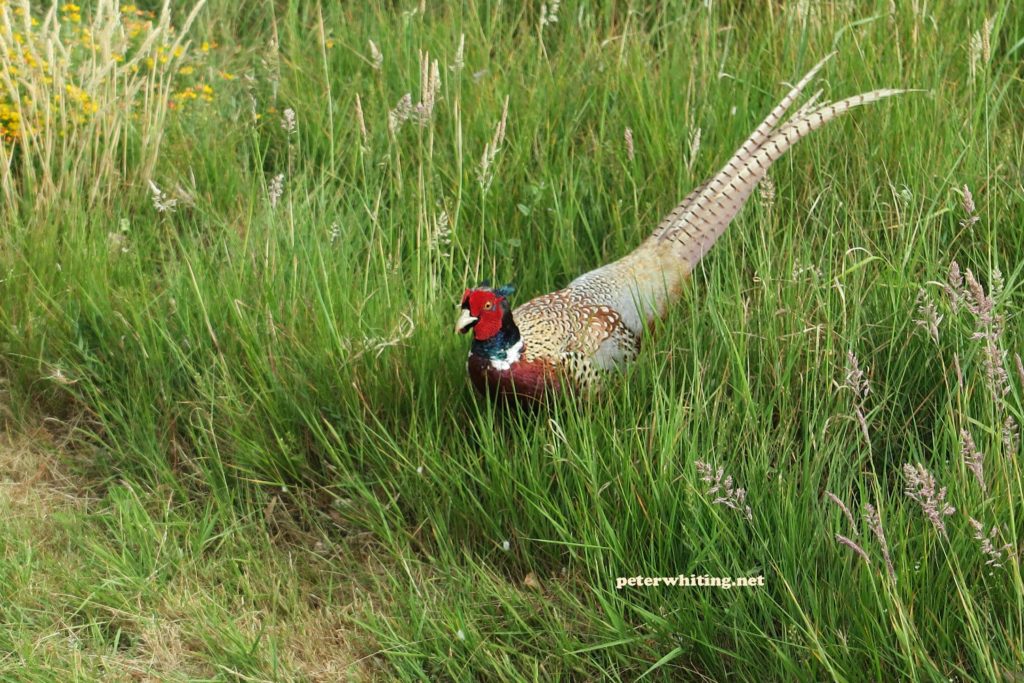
60;3;82;22
172;89;198;106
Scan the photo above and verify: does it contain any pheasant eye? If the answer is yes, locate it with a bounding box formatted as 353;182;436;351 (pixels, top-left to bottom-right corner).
483;302;493;311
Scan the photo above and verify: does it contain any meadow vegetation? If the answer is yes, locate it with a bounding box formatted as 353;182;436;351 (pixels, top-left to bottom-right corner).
1;0;1023;680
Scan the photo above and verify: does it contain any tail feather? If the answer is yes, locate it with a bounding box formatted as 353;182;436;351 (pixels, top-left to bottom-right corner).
650;53;834;242
651;59;906;268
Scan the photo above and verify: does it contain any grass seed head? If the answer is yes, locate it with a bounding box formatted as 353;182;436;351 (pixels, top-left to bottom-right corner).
903;463;955;535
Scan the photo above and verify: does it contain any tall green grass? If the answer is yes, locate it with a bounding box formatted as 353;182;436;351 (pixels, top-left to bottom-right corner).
2;0;1023;679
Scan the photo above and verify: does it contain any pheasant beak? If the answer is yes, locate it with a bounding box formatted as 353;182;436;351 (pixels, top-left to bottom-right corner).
455;308;479;334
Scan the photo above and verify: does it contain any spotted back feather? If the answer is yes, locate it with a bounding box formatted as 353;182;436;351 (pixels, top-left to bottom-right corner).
511;288;640;389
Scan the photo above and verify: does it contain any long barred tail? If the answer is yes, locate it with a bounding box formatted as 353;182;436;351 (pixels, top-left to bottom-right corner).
651;54;908;268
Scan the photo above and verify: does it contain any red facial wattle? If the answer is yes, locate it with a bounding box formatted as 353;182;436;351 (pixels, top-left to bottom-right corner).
471;304;503;340
458;289;506;341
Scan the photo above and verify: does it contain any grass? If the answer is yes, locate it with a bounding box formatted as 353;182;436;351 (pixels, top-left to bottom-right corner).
0;429;384;679
1;0;1023;680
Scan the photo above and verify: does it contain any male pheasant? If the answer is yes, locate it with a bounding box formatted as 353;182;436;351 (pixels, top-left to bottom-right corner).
455;55;903;402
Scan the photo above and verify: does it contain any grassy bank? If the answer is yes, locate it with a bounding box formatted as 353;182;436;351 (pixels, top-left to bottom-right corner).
2;0;1023;680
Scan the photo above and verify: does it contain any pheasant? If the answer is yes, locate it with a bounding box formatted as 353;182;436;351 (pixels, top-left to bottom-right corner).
455;55;904;402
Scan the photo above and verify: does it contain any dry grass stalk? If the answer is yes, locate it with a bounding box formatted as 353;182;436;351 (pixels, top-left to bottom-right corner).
969;518;1010;568
835;534;871;566
0;0;208;214
903;463;955;535
960;429;985;491
695;460;752;521
825;491;857;533
864;503;896;581
844;351;871;446
477;95;509;191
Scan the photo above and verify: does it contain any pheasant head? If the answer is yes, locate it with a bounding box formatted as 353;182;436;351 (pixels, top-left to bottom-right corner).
456;283;532;397
455;284;516;340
